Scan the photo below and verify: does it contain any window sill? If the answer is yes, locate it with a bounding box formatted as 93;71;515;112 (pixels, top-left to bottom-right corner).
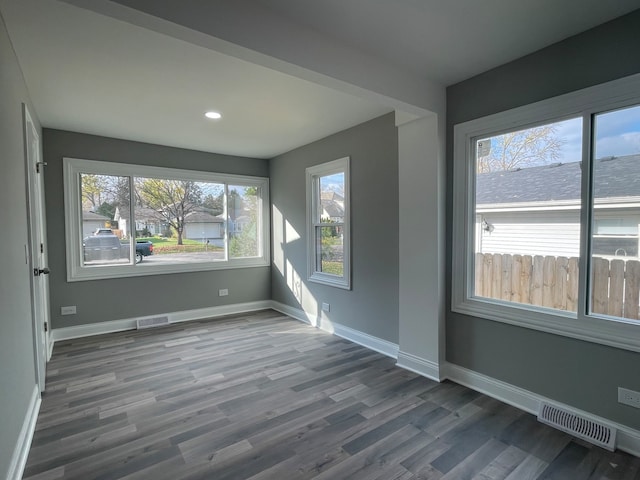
66;258;269;282
308;272;351;290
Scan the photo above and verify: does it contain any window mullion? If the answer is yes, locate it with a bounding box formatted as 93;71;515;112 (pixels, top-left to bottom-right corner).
468;139;478;301
224;183;229;261
577;113;594;320
129;175;136;265
314;177;321;224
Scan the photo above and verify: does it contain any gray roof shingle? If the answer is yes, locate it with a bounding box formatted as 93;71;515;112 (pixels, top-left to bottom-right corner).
185;210;224;223
83;211;110;221
476;154;640;205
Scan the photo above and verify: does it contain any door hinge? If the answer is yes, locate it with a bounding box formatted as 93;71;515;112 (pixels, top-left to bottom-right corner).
40;243;44;253
36;161;47;173
44;322;48;332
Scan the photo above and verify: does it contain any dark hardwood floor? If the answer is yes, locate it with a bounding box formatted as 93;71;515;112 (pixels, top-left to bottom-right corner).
24;310;640;479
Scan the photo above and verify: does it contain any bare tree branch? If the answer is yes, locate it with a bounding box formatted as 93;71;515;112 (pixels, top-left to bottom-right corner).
136;179;202;244
477;125;564;173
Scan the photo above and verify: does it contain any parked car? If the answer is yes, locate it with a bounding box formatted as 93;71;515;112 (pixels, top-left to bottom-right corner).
83;234;121;262
135;240;153;263
83;235;154;264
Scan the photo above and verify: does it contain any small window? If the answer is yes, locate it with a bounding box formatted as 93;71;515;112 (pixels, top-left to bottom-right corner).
64;158;270;281
306;157;351;289
592;218;638;257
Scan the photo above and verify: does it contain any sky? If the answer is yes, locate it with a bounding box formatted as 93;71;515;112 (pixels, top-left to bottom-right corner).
547;104;640;163
594;105;640;159
320;172;345;196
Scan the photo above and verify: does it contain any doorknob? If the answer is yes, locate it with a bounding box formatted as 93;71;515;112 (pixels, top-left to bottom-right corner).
34;267;50;276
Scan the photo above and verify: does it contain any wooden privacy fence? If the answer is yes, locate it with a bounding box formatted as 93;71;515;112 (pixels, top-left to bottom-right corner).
475;253;640;319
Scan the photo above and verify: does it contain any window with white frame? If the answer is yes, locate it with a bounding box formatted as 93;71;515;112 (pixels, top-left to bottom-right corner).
64;158;270;281
452;74;640;351
306;157;351;289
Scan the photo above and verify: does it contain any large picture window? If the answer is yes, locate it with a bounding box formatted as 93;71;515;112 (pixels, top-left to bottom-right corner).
306;157;351;289
64;158;269;281
452;74;640;351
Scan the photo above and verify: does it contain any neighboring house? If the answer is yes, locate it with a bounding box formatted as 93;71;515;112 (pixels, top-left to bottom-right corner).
133;207;165;237
231;214;252;234
320;191;345;222
476;154;640;258
183;209;225;244
227;191;261;236
115;204;225;241
114;206;165;238
113;206;128;238
82;211;110;237
227;192;252;235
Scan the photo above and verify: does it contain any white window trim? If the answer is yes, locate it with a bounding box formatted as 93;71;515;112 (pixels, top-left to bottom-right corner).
452;73;640;353
63;157;270;282
306;157;351;290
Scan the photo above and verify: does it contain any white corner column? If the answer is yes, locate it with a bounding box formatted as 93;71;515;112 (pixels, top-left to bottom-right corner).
396;112;446;381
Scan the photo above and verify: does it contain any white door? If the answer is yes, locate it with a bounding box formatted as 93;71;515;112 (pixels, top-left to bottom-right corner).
24;104;50;392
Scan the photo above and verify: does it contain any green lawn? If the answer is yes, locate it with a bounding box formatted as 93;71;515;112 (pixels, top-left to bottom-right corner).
137;236;223;254
321;261;344;276
137;237;203;246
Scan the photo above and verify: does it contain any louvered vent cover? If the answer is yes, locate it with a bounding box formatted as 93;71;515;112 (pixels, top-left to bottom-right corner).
538;402;616;451
137;315;170;329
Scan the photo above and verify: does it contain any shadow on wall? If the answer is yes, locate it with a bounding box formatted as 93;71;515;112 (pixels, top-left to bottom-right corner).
273;203;334;327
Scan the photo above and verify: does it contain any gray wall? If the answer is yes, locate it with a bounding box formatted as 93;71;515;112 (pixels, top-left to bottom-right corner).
446;10;640;429
43;129;271;329
0;13;39;478
270;113;399;343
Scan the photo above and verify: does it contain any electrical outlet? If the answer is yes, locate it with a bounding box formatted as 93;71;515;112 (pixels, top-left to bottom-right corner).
219;288;229;297
322;302;330;312
618;387;640;408
61;305;76;315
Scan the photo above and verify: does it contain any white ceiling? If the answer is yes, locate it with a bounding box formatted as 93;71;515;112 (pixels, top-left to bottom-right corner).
255;0;640;86
0;0;392;158
1;0;638;159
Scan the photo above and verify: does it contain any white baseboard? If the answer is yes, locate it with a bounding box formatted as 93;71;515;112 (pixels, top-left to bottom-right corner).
7;385;41;480
270;301;399;359
51;300;272;343
46;331;53;361
441;363;540;414
396;351;442;382
619;426;640;458
329;321;399;359
269;300;315;324
443;362;640;458
270;302;440;379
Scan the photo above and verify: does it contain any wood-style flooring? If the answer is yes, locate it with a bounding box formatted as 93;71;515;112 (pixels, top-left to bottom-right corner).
24;310;640;479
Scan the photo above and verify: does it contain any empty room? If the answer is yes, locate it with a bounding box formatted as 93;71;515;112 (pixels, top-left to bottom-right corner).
2;1;640;479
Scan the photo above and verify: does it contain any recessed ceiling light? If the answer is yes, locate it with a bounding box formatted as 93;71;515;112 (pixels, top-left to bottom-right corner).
205;111;222;120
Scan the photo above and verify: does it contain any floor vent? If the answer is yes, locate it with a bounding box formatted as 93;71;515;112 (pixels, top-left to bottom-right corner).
538;402;616;451
136;315;170;329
